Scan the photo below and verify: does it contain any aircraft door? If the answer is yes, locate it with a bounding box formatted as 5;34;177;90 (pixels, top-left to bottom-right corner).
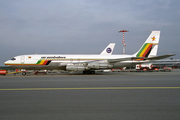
20;56;25;64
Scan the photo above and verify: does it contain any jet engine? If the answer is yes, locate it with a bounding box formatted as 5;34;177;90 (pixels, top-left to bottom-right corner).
66;64;87;71
88;62;113;69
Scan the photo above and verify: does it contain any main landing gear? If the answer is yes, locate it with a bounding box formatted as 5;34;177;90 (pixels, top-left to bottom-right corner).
22;72;26;76
83;70;95;74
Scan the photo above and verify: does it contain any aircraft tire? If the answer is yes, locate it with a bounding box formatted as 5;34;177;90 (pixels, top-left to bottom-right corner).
90;71;95;74
22;72;26;76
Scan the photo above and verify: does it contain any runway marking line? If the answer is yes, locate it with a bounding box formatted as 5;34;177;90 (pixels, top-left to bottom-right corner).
0;87;180;91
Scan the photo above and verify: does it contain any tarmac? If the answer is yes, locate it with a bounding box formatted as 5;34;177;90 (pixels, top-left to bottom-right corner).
0;69;180;120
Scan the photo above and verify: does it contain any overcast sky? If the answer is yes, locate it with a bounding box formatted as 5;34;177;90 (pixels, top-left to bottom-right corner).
0;0;180;66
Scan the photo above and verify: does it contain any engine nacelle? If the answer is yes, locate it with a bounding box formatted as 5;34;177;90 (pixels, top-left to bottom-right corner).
88;62;113;69
66;65;87;71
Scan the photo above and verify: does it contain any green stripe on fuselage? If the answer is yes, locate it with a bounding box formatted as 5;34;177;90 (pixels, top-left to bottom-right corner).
36;60;42;64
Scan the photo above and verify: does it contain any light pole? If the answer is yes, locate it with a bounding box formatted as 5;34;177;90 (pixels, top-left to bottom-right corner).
118;30;129;55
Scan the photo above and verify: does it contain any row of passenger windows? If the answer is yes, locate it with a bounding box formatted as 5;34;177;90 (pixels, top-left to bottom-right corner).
25;58;106;61
10;57;106;61
44;59;105;61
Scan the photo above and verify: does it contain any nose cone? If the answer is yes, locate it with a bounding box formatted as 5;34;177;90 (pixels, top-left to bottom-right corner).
4;60;11;66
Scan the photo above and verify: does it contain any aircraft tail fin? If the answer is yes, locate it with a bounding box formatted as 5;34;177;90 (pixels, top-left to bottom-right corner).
100;43;115;55
134;31;160;58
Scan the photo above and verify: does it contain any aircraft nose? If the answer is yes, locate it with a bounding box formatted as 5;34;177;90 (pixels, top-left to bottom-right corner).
4;60;10;65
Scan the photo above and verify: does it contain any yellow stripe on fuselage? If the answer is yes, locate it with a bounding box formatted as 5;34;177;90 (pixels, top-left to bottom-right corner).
39;60;45;65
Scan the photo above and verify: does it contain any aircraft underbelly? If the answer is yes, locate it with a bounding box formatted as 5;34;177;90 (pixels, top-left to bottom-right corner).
113;62;133;68
8;65;65;70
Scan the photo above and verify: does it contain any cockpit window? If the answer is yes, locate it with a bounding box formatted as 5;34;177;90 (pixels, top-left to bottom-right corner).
11;58;16;60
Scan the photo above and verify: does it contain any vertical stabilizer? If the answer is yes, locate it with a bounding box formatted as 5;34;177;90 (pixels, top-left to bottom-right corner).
134;31;160;58
100;43;115;55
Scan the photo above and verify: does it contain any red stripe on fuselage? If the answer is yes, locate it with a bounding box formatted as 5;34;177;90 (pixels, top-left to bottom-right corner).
42;60;49;65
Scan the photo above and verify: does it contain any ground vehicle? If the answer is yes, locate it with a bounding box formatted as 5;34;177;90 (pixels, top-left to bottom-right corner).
0;70;7;75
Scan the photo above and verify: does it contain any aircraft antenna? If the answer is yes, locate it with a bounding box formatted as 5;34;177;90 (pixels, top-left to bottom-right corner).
118;30;129;55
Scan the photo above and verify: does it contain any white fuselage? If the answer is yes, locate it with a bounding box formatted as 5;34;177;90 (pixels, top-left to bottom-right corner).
4;54;147;70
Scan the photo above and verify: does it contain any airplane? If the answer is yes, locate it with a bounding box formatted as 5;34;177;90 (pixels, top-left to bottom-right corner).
4;31;174;75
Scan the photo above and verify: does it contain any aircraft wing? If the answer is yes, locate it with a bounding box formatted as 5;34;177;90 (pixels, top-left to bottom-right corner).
71;57;145;65
72;54;174;65
72;59;103;65
107;57;145;63
146;54;175;61
107;54;175;63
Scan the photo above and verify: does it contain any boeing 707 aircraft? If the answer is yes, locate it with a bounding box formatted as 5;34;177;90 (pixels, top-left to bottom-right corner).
4;31;174;75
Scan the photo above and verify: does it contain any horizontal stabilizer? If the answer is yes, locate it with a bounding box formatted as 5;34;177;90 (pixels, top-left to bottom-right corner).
146;54;175;61
108;57;145;63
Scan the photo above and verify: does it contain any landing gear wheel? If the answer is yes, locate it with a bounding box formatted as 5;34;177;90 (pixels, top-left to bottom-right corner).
22;72;26;76
90;71;95;74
